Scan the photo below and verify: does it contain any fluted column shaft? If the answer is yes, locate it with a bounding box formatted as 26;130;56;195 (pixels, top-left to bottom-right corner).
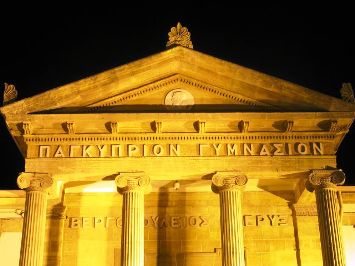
212;172;248;266
116;173;150;266
309;169;346;266
17;172;53;266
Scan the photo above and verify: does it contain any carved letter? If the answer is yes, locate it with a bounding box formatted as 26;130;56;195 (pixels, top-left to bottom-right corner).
199;216;208;226
97;145;106;157
273;143;285;155
54;146;65;157
153;144;164;156
128;144;138;157
105;217;116;228
144;218;149;227
189;216;198;227
212;143;222;156
94;217;104;228
111;144;121;157
70;217;80;228
82;145;93;157
259;144;271;156
199;144;209;156
159;217;168;228
143;144;148;156
256;215;266;226
39;145;50;158
243;215;255;226
267;214;277;226
169;144;180;156
69;145;80;157
243;143;253;155
82;217;92;228
296;143;309;155
278;215;288;225
116;217;122;227
227;143;238;155
151;216;159;228
287;143;293;155
171;216;181;228
312;142;324;155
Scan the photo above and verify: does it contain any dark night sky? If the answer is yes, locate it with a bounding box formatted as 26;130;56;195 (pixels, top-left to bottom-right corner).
0;4;354;189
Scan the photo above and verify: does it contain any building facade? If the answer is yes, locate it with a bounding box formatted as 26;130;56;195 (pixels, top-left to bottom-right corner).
1;24;355;266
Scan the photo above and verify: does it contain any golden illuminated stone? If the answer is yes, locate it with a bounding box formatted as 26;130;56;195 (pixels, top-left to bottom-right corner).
166;22;193;49
17;173;53;266
0;29;355;265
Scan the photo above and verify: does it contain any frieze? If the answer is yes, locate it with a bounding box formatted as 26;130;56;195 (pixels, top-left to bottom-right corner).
33;142;325;158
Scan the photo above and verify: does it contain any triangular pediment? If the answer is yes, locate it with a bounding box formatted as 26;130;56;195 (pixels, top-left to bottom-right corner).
1;46;354;117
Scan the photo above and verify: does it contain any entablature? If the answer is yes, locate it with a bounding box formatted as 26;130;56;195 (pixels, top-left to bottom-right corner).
6;111;351;158
6;111;354;136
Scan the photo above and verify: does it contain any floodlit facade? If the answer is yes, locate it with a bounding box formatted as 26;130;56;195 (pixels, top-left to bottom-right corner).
1;24;355;266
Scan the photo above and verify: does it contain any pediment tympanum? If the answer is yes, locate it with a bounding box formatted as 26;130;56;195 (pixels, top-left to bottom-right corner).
36;74;276;114
88;74;274;111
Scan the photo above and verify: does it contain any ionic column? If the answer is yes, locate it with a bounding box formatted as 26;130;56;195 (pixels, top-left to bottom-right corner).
115;173;150;266
212;172;248;266
308;169;346;266
17;172;53;266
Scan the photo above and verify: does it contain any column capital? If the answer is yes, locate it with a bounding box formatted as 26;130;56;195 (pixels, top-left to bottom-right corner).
212;171;248;191
115;172;151;193
308;169;346;189
17;172;53;192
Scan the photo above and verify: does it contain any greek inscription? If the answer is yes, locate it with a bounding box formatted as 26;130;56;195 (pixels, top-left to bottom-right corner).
66;215;209;229
37;142;325;158
243;214;289;226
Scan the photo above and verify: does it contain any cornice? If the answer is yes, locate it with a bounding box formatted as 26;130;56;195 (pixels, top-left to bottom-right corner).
23;132;336;144
10;115;352;139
